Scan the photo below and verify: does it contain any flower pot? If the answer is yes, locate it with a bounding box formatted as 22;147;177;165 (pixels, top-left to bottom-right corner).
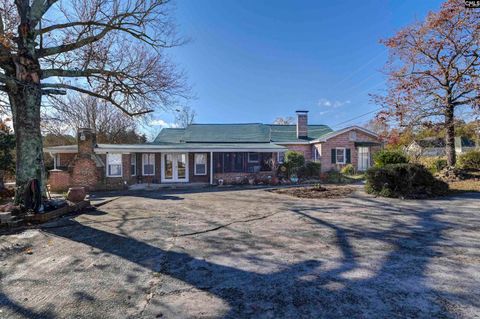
66;187;86;203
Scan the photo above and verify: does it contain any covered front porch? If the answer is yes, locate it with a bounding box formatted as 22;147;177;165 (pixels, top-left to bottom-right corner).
44;142;286;191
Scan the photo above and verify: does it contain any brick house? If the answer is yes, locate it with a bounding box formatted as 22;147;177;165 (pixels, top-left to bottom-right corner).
44;110;382;191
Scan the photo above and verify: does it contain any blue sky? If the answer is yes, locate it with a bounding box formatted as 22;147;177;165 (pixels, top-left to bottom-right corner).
151;0;445;129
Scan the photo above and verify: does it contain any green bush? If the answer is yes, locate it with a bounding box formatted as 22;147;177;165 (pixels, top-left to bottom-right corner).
325;170;352;184
340;164;355;175
284;151;305;177
432;158;448;173
417;156;447;173
365;163;448;198
373;150;408;167
457;151;480;170
298;161;321;179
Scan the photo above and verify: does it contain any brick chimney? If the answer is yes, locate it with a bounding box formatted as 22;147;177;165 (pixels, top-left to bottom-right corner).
77;128;96;157
296;110;308;139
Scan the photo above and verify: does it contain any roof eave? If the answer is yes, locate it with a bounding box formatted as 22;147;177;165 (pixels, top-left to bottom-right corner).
310;125;380;143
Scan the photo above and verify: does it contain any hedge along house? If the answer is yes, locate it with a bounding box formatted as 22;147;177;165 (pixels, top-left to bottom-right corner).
44;111;382;191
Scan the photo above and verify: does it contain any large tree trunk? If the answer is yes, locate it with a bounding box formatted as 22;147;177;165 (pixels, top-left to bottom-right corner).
445;104;456;167
7;63;45;204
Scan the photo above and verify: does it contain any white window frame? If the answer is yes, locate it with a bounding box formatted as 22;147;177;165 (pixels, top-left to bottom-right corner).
131;153;137;176
314;148;320;162
349;131;357;141
194;153;207;176
277;151;285;164
142;153;155;176
248;152;259;163
106;153;123;177
53;153;60;169
335;147;346;164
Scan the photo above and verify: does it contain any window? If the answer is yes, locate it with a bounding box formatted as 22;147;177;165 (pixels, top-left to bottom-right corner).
248;152;259;163
314;148;320;162
194;153;207;175
131;154;136;176
106;154;122;177
336;148;346;164
214;152;245;173
349;131;357;141
142;153;155;176
277;152;285;164
259;153;273;171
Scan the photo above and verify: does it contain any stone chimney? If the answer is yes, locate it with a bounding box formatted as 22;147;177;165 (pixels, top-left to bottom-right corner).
296;110;309;139
77;128;96;157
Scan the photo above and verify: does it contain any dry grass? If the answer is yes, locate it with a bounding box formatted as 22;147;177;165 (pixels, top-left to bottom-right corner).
271;185;356;199
449;179;480;193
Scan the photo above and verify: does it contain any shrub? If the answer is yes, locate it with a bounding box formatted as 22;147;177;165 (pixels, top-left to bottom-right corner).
340;164;355;175
284;151;305;177
365;163;448;198
373;150;408;167
432;158;448;173
298;161;321;179
324;170;352;184
276;164;288;179
416;156;447;173
457;151;480;170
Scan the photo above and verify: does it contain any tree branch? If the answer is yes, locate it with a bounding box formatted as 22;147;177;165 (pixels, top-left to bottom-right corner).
37;26;111;57
41;83;153;116
41;88;66;95
41;68;126;79
453;95;480;107
30;0;58;27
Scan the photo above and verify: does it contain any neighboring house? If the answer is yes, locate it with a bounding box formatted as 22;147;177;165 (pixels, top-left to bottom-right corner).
44;111;382;191
406;137;477;157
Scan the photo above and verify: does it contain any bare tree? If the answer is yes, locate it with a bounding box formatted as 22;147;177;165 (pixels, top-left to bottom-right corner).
0;0;186;201
44;93;146;143
373;0;479;166
174;105;196;128
273;116;294;125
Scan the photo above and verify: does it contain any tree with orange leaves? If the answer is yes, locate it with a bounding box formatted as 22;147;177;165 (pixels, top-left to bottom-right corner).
374;0;479;166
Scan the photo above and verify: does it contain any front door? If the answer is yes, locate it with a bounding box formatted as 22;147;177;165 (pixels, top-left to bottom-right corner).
357;147;370;171
162;153;189;182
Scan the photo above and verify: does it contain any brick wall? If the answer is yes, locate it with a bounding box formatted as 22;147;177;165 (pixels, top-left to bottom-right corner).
101;153;137;189
71;157;98;190
279;144;312;161
297;113;308;138
319;129;381;172
77;128;96;155
214;171;274;185
48;170;71;192
58;153;76;168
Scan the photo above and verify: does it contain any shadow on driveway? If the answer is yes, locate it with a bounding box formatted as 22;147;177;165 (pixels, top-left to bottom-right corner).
2;192;479;318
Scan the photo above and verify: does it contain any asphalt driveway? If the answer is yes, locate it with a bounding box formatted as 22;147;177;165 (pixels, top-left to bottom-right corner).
1;188;479;318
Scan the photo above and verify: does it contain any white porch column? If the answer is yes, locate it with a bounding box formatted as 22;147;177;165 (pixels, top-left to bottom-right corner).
210;151;214;185
51;153;57;169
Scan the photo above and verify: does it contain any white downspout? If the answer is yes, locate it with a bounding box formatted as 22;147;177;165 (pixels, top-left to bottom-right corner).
210;151;214;185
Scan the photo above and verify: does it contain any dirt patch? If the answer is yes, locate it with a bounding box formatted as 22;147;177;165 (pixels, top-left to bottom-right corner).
270;185;356;199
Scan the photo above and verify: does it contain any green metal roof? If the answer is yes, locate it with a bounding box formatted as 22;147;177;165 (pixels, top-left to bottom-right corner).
267;125;333;143
154;124;333;144
153;128;185;143
184;124;270;143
